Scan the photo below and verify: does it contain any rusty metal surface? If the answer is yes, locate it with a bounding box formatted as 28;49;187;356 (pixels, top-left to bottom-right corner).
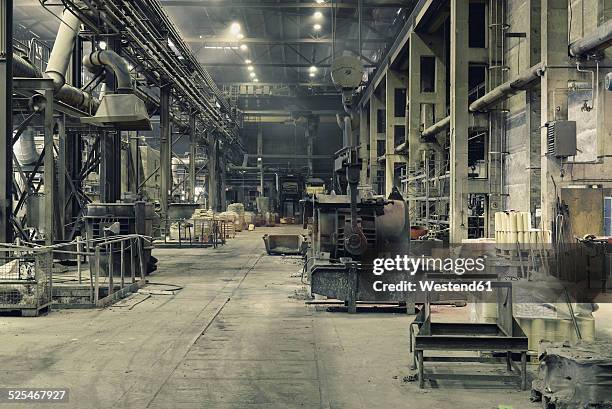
532;341;612;408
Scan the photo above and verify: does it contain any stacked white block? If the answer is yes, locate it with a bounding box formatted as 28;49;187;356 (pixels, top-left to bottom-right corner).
494;211;551;247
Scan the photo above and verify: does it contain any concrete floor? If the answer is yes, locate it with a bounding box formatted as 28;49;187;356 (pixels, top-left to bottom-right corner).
0;226;542;409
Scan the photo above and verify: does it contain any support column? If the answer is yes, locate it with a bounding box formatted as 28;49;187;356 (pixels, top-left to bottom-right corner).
359;106;369;186
159;84;171;216
219;155;227;211
128;131;139;194
540;0;570;230
407;32;446;173
44;88;55;245
257;126;264;195
0;0;13;243
369;93;381;193
306;120;317;178
57;118;67;240
189;114;196;202
99;132;116;203
385;69;407;197
208;135;218;211
526;0;542;217
449;0;470;243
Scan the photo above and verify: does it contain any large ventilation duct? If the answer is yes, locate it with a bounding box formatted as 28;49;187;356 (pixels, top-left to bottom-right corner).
13;127;40;167
81;49;151;130
469;63;545;112
41;8;98;112
83;50;132;92
45;9;80;92
569;19;612;57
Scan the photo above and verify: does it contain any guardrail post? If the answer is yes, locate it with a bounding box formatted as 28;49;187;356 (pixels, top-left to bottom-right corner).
130;237;136;283
137;236;146;281
108;243;113;296
76;236;82;284
94;245;100;304
120;240;125;289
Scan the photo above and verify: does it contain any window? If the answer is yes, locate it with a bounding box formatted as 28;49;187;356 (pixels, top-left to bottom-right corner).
377;109;386;133
469;3;486;48
376;140;386;156
394;88;407;117
420;56;436;93
394;125;405;147
605;197;612;235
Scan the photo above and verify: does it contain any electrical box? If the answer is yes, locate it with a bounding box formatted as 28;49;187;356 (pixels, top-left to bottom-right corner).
546;120;577;158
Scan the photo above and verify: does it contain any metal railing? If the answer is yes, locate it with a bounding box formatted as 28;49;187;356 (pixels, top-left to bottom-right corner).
19;234;152;307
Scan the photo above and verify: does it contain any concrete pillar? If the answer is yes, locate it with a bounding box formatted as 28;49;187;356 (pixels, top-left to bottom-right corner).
369;93;382;192
385;69;407;197
0;0;12;243
526;0;542;217
160;84;171;216
449;0;470;243
540;0;570;230
407;32;447;171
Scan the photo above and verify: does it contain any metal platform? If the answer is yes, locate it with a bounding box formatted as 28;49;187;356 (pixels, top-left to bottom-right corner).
409;281;529;390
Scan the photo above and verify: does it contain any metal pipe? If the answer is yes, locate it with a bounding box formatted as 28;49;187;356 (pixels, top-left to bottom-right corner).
421;116;450;138
45;8;81;92
569;19;612;57
13;54;42;78
469;63;545;112
13;45;97;112
83;50;133;92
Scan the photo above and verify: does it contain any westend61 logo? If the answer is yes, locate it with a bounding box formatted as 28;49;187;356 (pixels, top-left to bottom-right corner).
372;255;486;276
371;256;491;293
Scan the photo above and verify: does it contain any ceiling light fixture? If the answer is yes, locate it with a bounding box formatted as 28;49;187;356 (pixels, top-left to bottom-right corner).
230;22;241;34
99;40;107;50
245;59;252;64
247;65;254;71
236;33;244;40
309;65;317;72
309;72;316;77
316;0;325;3
314;11;323;18
250;72;256;78
240;44;248;51
313;23;322;31
253;78;259;82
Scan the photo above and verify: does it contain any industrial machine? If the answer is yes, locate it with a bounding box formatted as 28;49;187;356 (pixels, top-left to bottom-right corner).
305;178;326;196
279;174;304;219
304;57;412;312
304;191;412;312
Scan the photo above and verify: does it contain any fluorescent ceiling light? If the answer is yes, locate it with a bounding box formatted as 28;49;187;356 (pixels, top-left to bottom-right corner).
230;22;241;34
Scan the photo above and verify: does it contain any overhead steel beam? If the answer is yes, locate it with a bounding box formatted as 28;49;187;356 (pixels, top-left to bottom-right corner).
161;1;413;8
219;82;334;87
358;0;433;106
245;154;334;159
201;62;376;68
190;37;390;45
